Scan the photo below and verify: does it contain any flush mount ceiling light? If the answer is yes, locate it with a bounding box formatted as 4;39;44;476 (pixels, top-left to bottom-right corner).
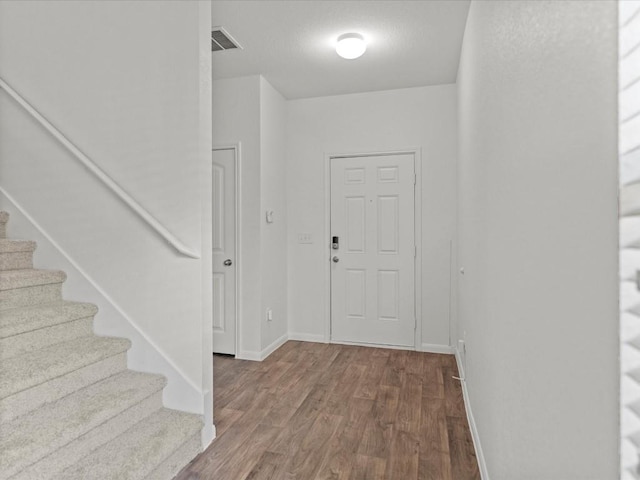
336;33;366;59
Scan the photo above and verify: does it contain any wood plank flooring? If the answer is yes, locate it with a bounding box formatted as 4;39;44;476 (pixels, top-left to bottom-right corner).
175;341;480;480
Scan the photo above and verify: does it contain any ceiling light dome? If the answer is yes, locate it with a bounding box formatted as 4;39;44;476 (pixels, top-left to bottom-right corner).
336;33;366;59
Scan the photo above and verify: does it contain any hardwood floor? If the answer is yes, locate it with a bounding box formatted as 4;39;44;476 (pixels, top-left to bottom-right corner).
175;341;480;480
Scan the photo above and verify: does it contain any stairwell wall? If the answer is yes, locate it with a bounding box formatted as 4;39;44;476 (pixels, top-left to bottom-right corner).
0;0;213;439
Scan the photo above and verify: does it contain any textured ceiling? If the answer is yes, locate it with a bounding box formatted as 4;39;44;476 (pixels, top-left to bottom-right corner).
211;0;471;99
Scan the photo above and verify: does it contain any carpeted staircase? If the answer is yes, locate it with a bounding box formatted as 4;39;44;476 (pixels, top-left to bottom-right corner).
0;211;202;480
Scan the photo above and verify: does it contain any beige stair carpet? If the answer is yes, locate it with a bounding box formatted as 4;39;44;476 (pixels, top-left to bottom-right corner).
0;211;202;480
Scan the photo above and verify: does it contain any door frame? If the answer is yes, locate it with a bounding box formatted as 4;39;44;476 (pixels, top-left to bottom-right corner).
324;148;423;351
212;144;242;356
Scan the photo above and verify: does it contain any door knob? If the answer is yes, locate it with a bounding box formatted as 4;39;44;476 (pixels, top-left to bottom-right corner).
332;256;339;263
223;259;232;266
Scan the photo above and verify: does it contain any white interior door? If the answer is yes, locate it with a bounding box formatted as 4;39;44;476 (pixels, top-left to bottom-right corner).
212;148;236;355
330;153;416;347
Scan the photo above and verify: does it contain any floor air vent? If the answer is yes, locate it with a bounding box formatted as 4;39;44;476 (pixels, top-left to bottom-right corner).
212;27;241;52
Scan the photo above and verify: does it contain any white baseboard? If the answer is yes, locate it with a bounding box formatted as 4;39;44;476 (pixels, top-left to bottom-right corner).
260;333;289;360
288;332;327;343
237;332;289;361
236;350;262;361
455;348;489;480
420;343;455;354
201;389;215;449
291;338;455;354
331;339;415;351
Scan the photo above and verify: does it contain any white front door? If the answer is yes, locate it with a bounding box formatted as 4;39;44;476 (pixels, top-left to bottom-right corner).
330;153;416;347
212;148;236;355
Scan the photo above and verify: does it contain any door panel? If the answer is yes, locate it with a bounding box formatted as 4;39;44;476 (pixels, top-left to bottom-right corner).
212;148;236;355
346;196;366;252
378;195;399;253
346;269;366;318
377;270;399;321
330;153;415;347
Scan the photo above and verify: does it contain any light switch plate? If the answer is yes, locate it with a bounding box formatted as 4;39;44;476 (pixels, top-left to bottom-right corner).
298;233;313;244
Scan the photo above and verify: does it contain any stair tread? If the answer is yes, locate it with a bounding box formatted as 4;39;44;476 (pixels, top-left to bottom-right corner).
0;239;36;253
0;335;130;399
62;408;202;480
1;370;166;476
0;300;98;339
0;269;66;291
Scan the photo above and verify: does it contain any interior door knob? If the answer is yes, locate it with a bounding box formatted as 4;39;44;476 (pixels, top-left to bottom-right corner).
332;256;339;263
223;259;232;266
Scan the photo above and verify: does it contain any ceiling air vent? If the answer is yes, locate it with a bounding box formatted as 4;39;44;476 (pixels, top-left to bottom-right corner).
211;27;241;52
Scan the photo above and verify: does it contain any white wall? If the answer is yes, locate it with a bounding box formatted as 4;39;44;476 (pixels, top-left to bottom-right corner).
212;75;288;358
457;1;618;478
212;75;262;356
0;0;213;441
259;78;288;351
286;85;458;349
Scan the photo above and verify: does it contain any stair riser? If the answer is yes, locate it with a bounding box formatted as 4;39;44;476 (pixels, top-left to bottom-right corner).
0;251;33;271
0;302;99;339
0;283;63;311
0;353;127;423
0;318;94;360
1;336;130;400
147;433;202;480
8;392;164;480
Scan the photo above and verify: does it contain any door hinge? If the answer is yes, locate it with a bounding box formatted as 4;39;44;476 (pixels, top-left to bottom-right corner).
414;173;417;185
414;245;417;258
